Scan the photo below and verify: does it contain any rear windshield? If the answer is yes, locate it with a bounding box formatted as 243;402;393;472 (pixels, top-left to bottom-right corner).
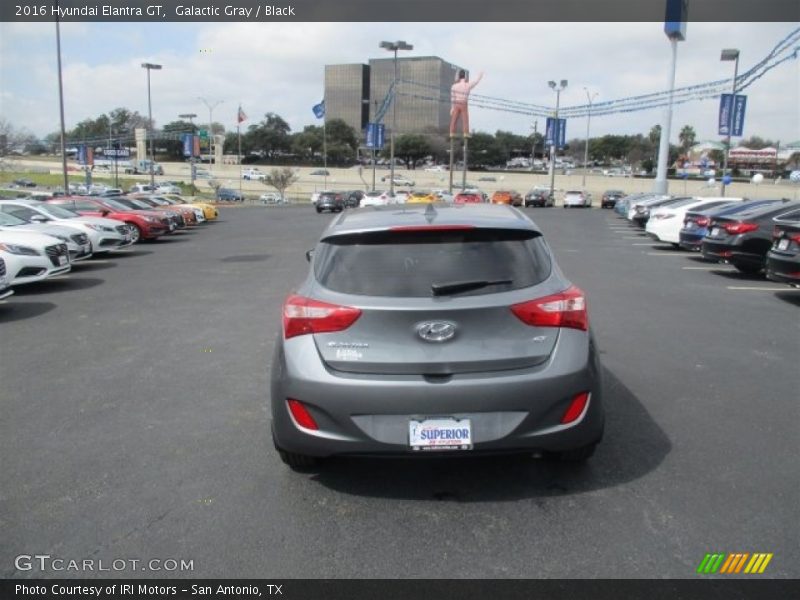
314;228;552;297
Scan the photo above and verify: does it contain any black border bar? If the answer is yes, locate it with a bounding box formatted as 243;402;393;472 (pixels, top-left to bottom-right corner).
2;579;799;600
2;0;799;22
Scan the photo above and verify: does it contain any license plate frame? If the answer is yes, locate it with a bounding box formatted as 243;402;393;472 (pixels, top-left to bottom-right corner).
777;238;790;251
409;418;473;451
711;227;720;237
57;255;67;265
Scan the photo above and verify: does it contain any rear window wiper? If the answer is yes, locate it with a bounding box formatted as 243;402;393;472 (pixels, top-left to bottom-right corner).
431;279;513;296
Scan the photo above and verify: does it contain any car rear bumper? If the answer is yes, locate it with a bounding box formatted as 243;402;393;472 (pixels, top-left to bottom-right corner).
271;329;604;457
766;253;800;285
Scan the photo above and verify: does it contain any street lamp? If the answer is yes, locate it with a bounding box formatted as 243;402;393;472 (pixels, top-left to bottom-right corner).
198;97;224;165
582;88;598;189
547;79;567;203
720;48;740;197
141;63;162;188
380;40;413;196
179;113;198;134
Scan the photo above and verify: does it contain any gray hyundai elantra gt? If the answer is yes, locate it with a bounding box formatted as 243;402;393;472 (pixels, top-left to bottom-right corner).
271;203;604;468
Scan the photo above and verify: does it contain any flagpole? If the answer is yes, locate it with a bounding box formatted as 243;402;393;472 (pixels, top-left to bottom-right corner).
238;102;243;201
323;97;328;189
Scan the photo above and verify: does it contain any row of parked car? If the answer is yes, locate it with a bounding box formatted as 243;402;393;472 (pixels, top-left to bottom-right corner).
0;193;219;298
608;192;800;285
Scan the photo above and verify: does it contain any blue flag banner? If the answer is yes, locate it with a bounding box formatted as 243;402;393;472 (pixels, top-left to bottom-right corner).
545;117;567;149
719;94;747;137
312;100;325;119
365;123;386;149
181;133;194;157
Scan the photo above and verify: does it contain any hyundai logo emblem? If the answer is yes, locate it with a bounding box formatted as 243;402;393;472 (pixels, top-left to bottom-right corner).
416;321;457;342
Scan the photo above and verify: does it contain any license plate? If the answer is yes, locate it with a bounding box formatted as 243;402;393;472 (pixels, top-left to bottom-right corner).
409;418;472;451
778;238;790;251
57;255;67;265
711;227;720;237
685;222;695;229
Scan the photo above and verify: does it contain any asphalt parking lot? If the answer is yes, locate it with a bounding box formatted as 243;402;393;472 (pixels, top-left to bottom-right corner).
1;205;798;579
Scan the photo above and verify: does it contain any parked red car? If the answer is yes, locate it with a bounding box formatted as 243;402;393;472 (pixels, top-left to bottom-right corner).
454;192;483;204
46;196;171;243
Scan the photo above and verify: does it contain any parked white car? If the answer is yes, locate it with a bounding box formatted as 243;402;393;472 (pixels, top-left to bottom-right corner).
243;169;266;181
627;194;670;220
155;183;182;194
0;200;131;252
0;211;92;262
646;197;743;245
360;191;392;207
0;230;71;285
563;190;592;208
259;192;285;204
0;256;14;300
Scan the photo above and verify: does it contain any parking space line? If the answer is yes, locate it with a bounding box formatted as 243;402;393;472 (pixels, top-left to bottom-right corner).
646;252;694;256
682;266;735;270
726;286;800;291
631;243;657;246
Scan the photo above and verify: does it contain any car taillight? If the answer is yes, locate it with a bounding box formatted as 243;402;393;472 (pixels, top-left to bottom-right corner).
287;399;318;430
789;233;800;244
282;294;361;339
511;286;588;331
723;222;758;235
561;392;591;424
696;217;710;227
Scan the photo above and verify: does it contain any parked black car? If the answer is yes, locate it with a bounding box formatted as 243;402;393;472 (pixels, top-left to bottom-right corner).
315;191;344;213
524;187;554;207
766;208;800;286
217;188;245;202
601;190;625;209
344;190;364;208
13;178;36;187
702;199;800;273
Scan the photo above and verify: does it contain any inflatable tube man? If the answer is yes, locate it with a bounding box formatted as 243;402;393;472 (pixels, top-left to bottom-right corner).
450;69;483;138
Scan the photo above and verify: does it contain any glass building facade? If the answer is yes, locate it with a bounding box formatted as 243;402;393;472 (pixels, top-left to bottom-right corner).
324;56;464;140
324;64;370;136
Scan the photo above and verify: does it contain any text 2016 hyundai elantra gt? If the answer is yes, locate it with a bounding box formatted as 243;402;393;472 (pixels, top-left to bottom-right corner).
270;204;604;468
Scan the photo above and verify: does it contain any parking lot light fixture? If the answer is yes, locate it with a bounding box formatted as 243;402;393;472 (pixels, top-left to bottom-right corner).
547;80;567;203
198;97;224;165
380;40;414;197
582;88;598;189
720;49;740;198
141;62;162;188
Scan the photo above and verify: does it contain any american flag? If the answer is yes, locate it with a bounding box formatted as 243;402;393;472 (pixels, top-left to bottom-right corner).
237;105;247;124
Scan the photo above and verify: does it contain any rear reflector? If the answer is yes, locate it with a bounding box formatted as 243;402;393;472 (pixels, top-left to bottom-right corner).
561;392;590;424
287;399;318;430
283;294;362;339
511;285;588;331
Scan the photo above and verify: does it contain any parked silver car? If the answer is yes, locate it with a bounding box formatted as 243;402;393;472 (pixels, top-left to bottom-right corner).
271;204;604;468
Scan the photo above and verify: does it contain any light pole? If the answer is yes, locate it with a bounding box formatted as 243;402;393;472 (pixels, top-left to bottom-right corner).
548;80;567;203
582;88;598;189
379;40;413;197
141;63;162;188
198;97;223;165
720;48;740;197
55;18;69;196
179;113;198;134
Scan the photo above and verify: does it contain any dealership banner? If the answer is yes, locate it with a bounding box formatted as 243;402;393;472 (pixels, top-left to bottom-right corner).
718;94;747;137
545;117;567;149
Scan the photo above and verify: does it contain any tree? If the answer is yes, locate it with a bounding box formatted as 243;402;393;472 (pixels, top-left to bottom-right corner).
263;167;299;200
679;125;696;154
324;118;358;164
291;125;323;160
394;134;433;169
246;112;291;158
739;136;776;149
649;124;662;146
466;132;506;167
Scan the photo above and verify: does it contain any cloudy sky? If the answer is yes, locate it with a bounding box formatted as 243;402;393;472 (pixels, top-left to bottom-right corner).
1;21;797;144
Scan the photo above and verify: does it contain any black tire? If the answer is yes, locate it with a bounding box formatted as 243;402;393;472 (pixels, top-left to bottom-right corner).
316;207;322;213
277;449;317;470
733;261;763;275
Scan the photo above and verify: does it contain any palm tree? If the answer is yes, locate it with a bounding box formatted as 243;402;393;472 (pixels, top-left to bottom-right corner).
679;125;697;154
